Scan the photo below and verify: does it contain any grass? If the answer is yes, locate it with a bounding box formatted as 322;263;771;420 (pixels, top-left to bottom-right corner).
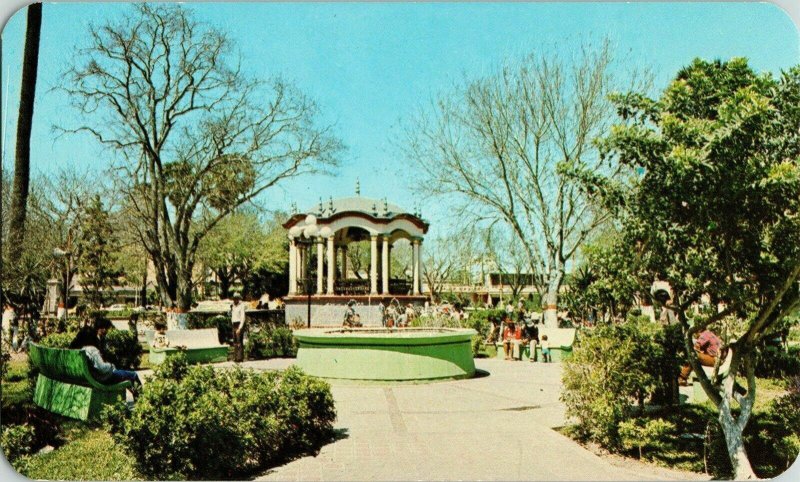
564;377;797;479
15;428;141;481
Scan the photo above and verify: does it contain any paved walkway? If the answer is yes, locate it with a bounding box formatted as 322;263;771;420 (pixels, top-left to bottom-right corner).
222;358;709;481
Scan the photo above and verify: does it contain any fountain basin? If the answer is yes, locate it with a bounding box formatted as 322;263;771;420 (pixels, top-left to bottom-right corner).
293;328;477;381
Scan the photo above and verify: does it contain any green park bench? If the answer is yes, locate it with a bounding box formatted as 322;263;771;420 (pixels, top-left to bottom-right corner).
145;328;229;365
28;343;131;421
495;328;577;362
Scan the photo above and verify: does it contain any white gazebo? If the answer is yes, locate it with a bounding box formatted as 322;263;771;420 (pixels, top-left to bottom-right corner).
282;193;429;326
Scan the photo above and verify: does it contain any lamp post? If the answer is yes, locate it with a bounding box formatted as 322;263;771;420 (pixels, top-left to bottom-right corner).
299;215;319;328
53;247;71;319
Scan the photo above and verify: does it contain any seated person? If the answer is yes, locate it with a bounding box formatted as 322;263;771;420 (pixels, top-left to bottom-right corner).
679;329;721;385
485;317;500;344
522;320;539;362
70;317;142;399
502;318;522;360
343;301;362;328
150;321;185;349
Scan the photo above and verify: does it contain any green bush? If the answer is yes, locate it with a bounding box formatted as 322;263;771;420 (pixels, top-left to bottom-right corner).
105;354;336;480
1;342;10;380
755;345;800;378
1;423;36;465
39;328;142;370
561;317;681;449
39;331;75;349
246;327;297;360
103;329;143;370
618;418;676;460
189;314;232;344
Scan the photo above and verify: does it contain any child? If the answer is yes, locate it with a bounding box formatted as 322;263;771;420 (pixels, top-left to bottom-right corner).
151;321;170;349
541;334;551;363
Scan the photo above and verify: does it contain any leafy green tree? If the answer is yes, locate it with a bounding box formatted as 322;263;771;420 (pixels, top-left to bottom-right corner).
592;58;800;478
75;195;119;308
198;210;286;298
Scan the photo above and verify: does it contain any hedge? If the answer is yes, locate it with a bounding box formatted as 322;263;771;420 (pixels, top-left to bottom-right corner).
104;354;336;480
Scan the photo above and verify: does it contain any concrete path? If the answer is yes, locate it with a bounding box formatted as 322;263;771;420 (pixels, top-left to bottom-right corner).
235;358;708;481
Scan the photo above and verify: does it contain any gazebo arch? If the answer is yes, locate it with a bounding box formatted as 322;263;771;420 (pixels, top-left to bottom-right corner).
283;196;429;298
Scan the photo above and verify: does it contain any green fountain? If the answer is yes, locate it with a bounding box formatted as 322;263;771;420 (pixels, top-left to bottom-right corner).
293;327;477;381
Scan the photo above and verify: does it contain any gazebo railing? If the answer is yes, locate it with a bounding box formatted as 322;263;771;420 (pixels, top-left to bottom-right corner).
334;279;370;295
296;277;320;295
388;279;413;295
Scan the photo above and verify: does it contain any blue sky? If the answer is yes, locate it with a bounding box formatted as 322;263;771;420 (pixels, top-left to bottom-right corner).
1;2;798;236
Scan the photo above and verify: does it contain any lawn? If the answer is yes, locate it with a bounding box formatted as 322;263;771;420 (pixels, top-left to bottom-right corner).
1;357;143;480
578;377;795;478
15;428;141;481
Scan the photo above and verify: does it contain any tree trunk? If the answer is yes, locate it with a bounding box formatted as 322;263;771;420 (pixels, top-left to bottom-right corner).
8;3;42;260
217;269;232;299
542;270;563;328
719;408;756;479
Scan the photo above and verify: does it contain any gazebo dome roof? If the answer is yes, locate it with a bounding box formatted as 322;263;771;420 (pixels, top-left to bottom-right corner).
305;196;407;219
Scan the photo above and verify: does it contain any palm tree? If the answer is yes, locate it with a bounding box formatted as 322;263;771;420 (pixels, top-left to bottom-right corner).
8;3;43;260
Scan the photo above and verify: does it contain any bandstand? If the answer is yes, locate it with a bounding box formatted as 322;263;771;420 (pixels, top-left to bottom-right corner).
282;194;429;326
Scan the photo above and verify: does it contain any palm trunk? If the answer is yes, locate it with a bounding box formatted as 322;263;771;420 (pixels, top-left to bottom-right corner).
8;3;42;260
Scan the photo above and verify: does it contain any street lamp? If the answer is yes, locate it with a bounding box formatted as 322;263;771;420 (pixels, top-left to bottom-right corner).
52;247;71;321
299;215;319;328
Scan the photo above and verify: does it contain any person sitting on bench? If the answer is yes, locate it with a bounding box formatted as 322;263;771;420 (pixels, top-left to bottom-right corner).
70;317;142;399
678;328;721;386
502;317;522;360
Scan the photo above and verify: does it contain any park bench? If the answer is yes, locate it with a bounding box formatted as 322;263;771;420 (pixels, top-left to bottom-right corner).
495;328;576;362
145;328;229;365
691;348;734;403
28;343;131;421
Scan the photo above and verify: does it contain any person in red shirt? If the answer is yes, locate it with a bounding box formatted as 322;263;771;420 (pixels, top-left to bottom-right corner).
502;316;522;360
679;329;722;385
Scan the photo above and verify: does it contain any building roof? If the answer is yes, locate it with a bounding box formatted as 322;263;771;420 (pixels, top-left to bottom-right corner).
304;196;408;219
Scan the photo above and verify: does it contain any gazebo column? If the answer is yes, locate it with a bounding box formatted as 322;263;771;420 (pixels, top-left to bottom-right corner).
412;239;421;295
326;236;335;294
370;235;378;294
418;240;424;294
341;246;348;279
288;238;297;296
381;236;389;294
316;238;324;295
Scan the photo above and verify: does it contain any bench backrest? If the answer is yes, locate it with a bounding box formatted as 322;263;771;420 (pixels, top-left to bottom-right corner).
28;343;94;386
145;328;224;348
538;328;577;348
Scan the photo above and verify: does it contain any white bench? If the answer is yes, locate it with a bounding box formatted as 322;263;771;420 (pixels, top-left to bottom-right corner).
145;328;229;365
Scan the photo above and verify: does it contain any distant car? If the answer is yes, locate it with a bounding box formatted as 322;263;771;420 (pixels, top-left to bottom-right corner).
106;304;128;311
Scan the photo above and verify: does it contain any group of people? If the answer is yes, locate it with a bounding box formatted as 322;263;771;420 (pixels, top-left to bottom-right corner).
487;313;551;362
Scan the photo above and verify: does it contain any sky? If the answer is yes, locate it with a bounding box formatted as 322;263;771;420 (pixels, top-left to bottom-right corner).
1;1;799;238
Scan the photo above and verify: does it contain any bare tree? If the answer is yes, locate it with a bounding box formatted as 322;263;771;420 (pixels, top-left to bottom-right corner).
59;4;341;310
482;227;531;301
405;41;642;326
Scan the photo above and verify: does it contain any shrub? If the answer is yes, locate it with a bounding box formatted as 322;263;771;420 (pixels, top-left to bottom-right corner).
105;354;336;480
39;331;75;349
246;327;297;360
103;329;143;370
1;342;10;380
755;345;800;378
38;328;142;370
189;314;232;344
561;317;680;449
618;418;676;460
1;423;36;465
